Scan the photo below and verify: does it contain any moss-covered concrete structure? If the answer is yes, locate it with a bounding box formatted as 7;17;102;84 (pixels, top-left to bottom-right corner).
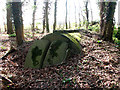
25;32;82;69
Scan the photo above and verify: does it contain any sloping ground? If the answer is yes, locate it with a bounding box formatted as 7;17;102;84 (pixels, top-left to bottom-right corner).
1;30;120;89
0;33;48;59
0;34;11;59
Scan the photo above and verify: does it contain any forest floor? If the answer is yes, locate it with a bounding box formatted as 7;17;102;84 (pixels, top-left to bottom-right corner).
0;30;120;89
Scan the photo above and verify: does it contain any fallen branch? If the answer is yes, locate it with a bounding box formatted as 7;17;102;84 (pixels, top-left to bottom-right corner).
1;48;16;60
0;74;13;85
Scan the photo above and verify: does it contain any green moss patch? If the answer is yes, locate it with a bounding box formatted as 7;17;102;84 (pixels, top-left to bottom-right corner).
63;33;82;54
42;32;82;54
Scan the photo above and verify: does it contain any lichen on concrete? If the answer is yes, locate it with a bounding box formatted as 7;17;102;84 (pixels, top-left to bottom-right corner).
43;41;68;67
24;40;50;68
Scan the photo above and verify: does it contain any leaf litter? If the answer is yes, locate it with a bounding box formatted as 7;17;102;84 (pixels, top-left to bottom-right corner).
0;31;120;89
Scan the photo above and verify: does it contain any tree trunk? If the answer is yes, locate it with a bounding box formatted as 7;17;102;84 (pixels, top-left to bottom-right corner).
42;13;45;33
99;1;105;35
78;1;81;27
78;13;81;27
89;0;93;24
65;0;68;29
102;2;116;42
74;3;77;28
7;2;13;34
69;20;71;29
45;0;49;33
32;0;37;38
53;0;57;31
85;0;89;29
68;3;71;29
11;1;24;46
4;22;7;33
79;6;86;26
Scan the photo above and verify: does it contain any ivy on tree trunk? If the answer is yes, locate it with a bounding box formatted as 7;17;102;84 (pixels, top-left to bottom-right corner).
102;2;116;42
11;1;24;46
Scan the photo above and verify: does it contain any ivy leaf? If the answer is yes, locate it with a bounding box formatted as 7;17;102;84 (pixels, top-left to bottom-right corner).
62;78;72;83
97;40;102;43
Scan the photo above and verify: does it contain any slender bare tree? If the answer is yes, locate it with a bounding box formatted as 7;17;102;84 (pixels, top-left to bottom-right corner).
78;0;82;27
89;0;93;23
42;10;45;33
85;0;89;29
74;2;77;28
68;1;71;29
32;0;37;38
42;0;50;33
6;2;13;34
45;0;49;32
53;0;57;30
65;0;68;29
